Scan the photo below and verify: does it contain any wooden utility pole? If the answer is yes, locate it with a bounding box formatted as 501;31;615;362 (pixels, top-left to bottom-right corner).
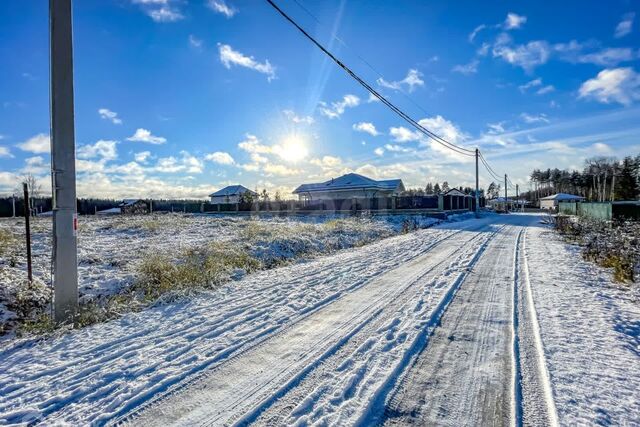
23;183;33;283
475;148;480;217
12;194;16;218
516;184;520;212
50;0;78;323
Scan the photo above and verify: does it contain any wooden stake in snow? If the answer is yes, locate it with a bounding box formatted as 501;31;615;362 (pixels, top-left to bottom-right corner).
23;183;33;283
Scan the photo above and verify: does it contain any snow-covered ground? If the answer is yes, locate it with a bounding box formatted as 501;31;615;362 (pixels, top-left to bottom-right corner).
0;213;443;336
0;213;638;426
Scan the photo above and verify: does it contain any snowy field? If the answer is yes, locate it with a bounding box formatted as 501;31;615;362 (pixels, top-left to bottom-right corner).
0;213;443;337
0;213;638;426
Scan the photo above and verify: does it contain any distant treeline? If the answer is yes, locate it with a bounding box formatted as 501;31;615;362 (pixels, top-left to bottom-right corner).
0;197;207;217
482;154;640;202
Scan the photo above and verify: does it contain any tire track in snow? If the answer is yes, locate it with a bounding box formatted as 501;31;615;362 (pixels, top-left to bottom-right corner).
3;223;482;425
380;224;517;426
251;224;508;427
123;224;504;426
515;228;559;426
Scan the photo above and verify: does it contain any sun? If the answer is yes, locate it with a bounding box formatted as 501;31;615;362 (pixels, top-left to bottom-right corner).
277;134;309;163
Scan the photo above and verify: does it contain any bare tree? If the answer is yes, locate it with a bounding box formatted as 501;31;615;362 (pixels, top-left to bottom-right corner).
17;174;42;215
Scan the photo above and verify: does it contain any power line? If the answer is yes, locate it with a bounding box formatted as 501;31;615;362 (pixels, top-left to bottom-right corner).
266;0;475;157
290;0;439;122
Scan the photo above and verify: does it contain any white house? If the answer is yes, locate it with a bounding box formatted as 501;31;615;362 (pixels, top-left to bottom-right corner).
209;185;257;204
539;193;585;210
293;173;405;201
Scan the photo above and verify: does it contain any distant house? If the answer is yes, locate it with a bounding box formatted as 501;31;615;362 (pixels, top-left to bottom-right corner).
539;193;585;210
119;199;148;214
293;173;405;201
209;185;258;204
487;197;529;211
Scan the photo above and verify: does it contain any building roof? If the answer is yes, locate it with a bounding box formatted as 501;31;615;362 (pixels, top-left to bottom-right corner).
209;185;257;197
443;188;470;197
539;193;586;201
119;199;144;207
293;173;404;194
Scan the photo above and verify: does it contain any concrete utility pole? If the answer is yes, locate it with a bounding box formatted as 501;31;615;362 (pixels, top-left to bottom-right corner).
11;194;16;218
50;0;78;323
504;174;508;212
516;184;519;212
475;148;479;217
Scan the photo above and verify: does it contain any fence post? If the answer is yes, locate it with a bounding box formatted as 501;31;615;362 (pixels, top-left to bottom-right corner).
392;196;397;212
23;183;33;283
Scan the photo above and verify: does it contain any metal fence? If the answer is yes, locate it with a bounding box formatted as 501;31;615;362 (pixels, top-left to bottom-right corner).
202;195;479;214
558;201;640;221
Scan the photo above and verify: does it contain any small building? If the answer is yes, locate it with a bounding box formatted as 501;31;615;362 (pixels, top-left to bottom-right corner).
119;199;149;214
209;185;257;204
540;193;585;210
441;188;473;211
487;197;529;212
293;173;405;201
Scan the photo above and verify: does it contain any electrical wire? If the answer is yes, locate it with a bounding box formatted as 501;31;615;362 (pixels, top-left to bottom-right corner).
266;0;475;157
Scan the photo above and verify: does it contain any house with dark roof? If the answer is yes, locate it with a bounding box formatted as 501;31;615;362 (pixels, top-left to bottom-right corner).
292;173;405;201
209;185;258;204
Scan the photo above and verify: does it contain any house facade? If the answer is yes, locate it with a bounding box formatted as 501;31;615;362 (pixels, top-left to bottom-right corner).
539;193;585;210
209;185;257;204
293;173;405;201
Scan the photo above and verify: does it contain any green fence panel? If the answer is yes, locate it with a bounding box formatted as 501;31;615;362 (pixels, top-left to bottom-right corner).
578;203;612;221
558;202;577;215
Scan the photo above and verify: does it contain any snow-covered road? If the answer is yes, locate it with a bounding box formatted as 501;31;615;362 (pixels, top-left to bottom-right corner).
1;213;638;426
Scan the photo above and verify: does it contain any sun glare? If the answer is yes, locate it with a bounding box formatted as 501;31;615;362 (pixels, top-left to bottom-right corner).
277;134;309;163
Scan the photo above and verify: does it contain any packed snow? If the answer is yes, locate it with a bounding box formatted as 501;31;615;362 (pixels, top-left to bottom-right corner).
0;212;637;426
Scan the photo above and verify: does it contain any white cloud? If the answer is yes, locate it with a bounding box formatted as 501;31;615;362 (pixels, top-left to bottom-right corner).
518;78;542;92
452;59;479;75
476;42;490;56
384;144;413;153
615;13;635;38
189;34;203;48
17;133;50;153
22;156;48;175
486;122;506;134
367;93;381;103
98;108;122;124
504;13;527;30
417;115;469;146
536;85;555;95
205;151;235;165
590;142;613;154
578;67;640;106
237;134;271;154
0;146;12;158
77;139;118;161
377;69;424;92
127;128;167;144
353;122;380;136
492;34;550;71
263;163;301;176
318;94;360;119
520;112;550;124
389;126;421;143
310;156;342;168
469;24;487;42
283;110;314;125
134;151;152;163
374;147;385;156
154;151;203;174
207;0;236;18
218;43;276;81
574;48;637;67
132;0;183;22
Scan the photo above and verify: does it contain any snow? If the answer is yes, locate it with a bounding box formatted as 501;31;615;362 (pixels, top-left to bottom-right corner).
0;213;638;425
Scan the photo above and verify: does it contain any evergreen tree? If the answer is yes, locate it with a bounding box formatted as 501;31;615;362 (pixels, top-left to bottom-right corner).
434;183;441;193
425;182;434;194
442;181;450;192
615;156;639;200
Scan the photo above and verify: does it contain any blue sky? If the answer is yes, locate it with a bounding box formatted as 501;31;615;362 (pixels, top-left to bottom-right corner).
1;0;639;198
